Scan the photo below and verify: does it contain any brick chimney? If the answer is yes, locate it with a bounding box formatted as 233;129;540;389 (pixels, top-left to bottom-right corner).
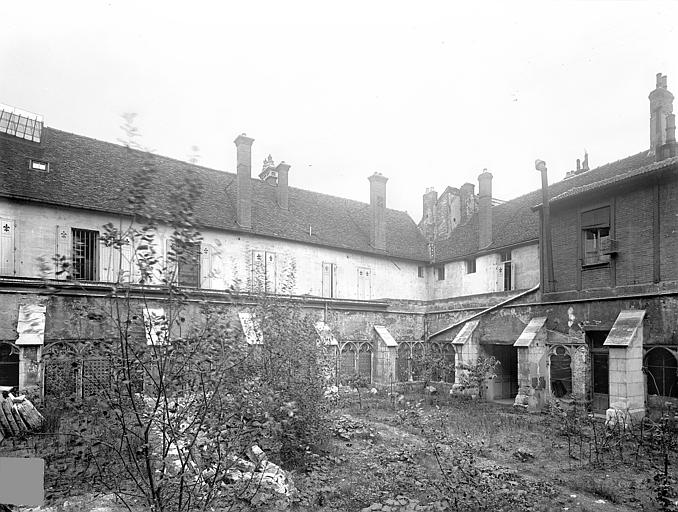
368;172;388;250
421;188;437;241
234;133;254;228
276;161;290;209
478;170;493;249
649;73;674;157
459;182;476;224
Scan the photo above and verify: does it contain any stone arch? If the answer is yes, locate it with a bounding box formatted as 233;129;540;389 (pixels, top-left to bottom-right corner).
0;342;19;388
644;347;678;398
549;345;573;398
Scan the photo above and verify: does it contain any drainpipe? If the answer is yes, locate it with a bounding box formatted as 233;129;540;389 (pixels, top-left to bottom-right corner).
535;159;555;293
427;284;540;340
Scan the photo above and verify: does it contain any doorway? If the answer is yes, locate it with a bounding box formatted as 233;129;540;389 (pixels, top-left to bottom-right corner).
587;330;610;412
484;344;518;400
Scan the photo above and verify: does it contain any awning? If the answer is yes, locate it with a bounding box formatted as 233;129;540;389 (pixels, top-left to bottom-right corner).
143;308;168;346
16;304;46;345
514;317;547;347
238;312;262;346
452;320;479;345
374;325;397;347
604;310;646;347
315;321;338;346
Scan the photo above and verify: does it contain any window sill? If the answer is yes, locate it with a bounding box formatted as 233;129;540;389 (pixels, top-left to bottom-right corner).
581;262;610;270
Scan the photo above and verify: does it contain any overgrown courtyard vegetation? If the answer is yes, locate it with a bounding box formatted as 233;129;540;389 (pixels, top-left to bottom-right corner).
3;387;677;511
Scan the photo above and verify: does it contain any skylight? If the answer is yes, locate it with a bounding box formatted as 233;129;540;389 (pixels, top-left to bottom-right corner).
0;104;43;142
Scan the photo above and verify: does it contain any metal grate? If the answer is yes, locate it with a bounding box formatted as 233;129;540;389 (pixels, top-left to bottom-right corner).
72;228;99;281
0;104;43;142
44;359;77;399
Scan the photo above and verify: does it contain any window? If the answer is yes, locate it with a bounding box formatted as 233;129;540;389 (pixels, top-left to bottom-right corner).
418;266;425;278
177;241;200;287
322;262;337;298
28;159;49;171
581;206;610;266
645;348;678;398
465;258;476;274
436;265;445;280
499;250;513;291
0;104;43;142
72;228;99;280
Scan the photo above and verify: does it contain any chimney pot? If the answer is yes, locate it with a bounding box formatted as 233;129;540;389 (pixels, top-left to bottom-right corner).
649;73;674;154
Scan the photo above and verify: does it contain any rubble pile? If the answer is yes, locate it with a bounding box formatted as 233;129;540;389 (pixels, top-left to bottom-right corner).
0;393;44;440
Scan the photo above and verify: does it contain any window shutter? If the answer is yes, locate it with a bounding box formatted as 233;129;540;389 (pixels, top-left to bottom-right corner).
322;263;332;297
200;243;212;289
166;239;177;283
510;262;517;290
332;263;337;298
0;218;15;276
265;252;277;293
495;263;504;291
251;250;265;293
55;225;72;279
119;239;134;283
99;241;116;282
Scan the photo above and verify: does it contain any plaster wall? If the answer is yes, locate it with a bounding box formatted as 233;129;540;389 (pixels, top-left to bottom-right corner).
0;200;428;301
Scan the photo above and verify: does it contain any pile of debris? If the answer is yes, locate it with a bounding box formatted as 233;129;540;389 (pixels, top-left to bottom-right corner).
0;392;44;440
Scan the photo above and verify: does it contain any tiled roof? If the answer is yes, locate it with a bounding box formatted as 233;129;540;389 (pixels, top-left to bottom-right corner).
550;155;678;203
433;150;656;262
0;128;430;261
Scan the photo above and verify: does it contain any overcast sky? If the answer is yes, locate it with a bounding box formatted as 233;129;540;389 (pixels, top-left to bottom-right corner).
2;1;677;220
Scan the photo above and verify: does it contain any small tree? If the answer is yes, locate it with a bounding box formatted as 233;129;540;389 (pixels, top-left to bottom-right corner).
39;115;329;510
458;355;501;399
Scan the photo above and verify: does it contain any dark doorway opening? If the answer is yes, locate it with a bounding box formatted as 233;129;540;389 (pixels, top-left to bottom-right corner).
484;344;518;400
587;330;610;412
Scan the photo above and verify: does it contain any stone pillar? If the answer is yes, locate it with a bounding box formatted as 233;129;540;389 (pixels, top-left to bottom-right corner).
372;326;397;386
513;317;548;410
604;310;646;425
451;320;480;395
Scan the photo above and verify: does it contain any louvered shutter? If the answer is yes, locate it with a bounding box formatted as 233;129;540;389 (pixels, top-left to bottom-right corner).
495;263;504;291
265;252;276;293
99;241;117;282
322;263;332;297
119;239;134;283
55;225;72;279
166;239;177;283
510;262;517;290
0;219;15;276
200;243;212;289
251;250;265;292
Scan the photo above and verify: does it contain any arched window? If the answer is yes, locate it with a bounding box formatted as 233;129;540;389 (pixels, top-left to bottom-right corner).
550;346;572;398
645;348;678;398
339;343;357;379
0;343;19;388
358;343;372;382
397;343;411;382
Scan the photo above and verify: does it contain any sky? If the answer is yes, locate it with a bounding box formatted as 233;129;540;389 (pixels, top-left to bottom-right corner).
2;1;677;221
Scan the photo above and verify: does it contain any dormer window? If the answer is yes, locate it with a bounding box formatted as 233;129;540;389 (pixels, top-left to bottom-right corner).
29;159;49;172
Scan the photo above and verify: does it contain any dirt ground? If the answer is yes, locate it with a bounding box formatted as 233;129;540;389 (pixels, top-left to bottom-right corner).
291;394;676;511
3;393;677;511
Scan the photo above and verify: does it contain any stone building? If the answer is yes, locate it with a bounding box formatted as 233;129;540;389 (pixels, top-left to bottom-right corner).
0;74;676;418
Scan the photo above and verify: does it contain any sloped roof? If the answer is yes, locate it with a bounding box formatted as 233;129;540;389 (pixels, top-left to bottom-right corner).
434;150;656;262
0;128;429;261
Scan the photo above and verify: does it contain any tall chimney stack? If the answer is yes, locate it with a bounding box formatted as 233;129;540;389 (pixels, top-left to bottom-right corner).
368;172;388;250
234;134;254;228
276;161;290;209
478;170;493;249
649;73;674;156
421;188;438;241
459;182;476;224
